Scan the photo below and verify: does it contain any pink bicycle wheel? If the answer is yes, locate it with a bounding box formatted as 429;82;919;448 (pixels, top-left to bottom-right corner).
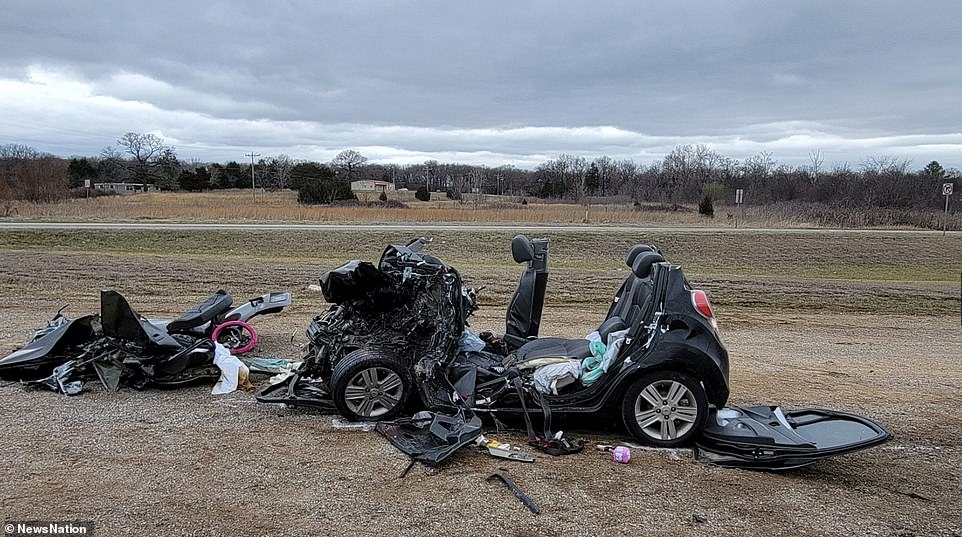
212;320;258;355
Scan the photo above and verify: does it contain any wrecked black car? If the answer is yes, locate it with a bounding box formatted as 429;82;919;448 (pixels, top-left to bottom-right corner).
259;236;730;447
0;289;292;394
260;236;892;468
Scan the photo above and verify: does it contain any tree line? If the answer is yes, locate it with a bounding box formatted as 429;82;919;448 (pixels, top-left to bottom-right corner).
1;133;958;213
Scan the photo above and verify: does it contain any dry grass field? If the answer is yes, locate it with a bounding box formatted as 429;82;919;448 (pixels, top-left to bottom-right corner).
0;227;959;536
8;190;959;229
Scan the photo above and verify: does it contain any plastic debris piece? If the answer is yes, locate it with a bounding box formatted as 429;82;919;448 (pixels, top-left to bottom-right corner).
533;359;581;394
240;357;295;374
476;435;535;463
331;417;375;431
211;343;251;395
459;329;486;352
26;360;85;395
597;444;632;463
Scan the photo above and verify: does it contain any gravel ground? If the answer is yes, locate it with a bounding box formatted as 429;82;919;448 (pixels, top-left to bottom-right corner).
1;308;960;537
0;228;959;536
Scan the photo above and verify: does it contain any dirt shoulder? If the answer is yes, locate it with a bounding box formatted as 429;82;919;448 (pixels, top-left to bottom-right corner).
0;228;959;536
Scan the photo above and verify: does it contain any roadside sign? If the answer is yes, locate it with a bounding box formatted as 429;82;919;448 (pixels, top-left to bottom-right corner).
944;183;954;236
84;179;91;188
735;189;744;204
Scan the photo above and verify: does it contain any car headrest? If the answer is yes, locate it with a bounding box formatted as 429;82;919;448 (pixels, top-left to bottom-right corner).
625;244;654;267
511;235;535;263
632;251;666;278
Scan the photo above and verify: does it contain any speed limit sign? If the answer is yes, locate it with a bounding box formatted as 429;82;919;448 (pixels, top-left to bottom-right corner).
943;183;954;196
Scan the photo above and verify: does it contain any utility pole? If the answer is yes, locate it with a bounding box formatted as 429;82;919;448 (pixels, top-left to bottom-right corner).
246;151;261;201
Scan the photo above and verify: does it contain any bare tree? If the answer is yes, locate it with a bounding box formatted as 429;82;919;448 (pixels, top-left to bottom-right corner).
117;132;170;188
331;149;368;183
741;151;776;178
263;154;294;190
468;168;486;207
808;150;823;185
859;155;911;175
0;144;68;202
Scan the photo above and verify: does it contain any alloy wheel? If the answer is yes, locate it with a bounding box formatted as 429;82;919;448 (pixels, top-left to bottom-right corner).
342;366;405;418
633;379;699;441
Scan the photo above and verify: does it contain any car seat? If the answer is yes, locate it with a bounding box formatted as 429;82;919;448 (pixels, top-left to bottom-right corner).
503;235;549;349
509;248;664;365
606;244;655;319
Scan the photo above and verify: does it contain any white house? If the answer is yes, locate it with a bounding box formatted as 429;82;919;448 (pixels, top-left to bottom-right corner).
94;182;158;194
350;180;396;193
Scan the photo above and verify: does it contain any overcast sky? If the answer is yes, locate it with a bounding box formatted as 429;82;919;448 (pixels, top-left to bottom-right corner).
2;1;961;169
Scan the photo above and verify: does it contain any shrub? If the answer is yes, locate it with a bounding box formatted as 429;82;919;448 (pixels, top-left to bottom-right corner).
379;190;388;202
702;181;725;203
415;184;431;201
68;188;119;199
298;176;354;205
698;195;714;218
445;189;462;200
330;199;408;209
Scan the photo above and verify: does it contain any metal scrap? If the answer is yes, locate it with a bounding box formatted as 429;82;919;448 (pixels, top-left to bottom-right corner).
487;473;540;514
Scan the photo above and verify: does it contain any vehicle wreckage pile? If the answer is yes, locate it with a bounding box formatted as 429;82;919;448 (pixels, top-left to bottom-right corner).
256;238;581;463
0;290;291;395
0;235;892;474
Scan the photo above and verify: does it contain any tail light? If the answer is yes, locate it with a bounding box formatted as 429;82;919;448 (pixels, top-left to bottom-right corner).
691;290;717;328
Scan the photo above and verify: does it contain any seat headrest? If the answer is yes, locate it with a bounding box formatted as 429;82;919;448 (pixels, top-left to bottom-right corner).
511;235;535;263
598;316;628;341
625;244;654;267
632;251;666;278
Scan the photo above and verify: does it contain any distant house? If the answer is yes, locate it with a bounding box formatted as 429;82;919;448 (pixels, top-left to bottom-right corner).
94;182;158;194
350;180;395;193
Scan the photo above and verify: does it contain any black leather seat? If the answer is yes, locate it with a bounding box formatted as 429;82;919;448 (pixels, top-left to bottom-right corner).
607;244;659;320
511;247;664;366
513;316;629;363
514;337;592;362
608;250;663;322
504;235;549;349
165;290;233;334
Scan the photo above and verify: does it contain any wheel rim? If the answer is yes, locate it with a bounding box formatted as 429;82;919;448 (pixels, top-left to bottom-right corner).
343;367;404;418
633;379;699;440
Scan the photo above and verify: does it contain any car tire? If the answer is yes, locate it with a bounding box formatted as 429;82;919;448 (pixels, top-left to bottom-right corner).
621;371;708;447
331;348;412;421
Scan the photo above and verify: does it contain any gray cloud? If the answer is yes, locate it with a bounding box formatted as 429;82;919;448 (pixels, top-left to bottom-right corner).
1;0;961;168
